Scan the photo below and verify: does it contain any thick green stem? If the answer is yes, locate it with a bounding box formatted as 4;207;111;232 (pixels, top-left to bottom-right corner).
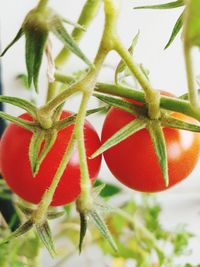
114;39;160;119
39;0;117;127
46;0;101;102
33;137;76;223
55;0;101;67
184;44;200;110
41;85;80;115
74;94;93;210
37;0;49;10
36;0;119;213
95;82;200;121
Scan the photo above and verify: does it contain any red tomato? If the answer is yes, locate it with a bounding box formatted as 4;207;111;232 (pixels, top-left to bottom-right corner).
0;111;101;206
102;99;200;192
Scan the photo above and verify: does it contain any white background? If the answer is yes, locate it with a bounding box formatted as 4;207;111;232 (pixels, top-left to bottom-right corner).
1;0;200;266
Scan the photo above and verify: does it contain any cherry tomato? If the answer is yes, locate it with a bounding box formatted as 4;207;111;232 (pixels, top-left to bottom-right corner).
102;97;200;192
0;111;102;206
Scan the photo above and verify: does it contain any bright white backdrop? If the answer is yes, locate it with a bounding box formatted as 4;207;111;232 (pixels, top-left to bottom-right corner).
1;1;200;265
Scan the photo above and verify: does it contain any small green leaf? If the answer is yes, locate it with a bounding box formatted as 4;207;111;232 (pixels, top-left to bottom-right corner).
50;16;93;68
91;118;146;158
0;220;33;245
94;180;122;198
25;29;48;91
148;121;168;186
0;111;36;131
35;221;56;258
79;212;88;253
162;114;200;132
29;130;45;176
89;209;117;252
165;12;183;49
16;74;30;90
0;28;24;57
93;182;106;198
134;0;184;10
94;93;147;116
0;95;37;117
63;204;72;216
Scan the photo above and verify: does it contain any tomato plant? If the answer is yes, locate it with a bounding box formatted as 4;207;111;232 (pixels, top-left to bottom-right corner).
102;104;200;192
0;111;102;206
1;0;200;265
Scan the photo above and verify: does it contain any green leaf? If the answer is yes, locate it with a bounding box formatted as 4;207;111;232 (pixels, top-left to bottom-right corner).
89;209;117;252
0;28;24;57
162;114;200;132
63;204;72;216
184;0;200;47
50;16;93;68
16;74;30;90
94;180;122;198
79;212;87;253
0;111;36;131
94;93;147;116
35;221;56;258
18;235;40;260
0;220;33;245
148;121;168;186
29;130;45;176
92;182;106;198
91;118;146;158
134;0;184;10
25;29;48;91
165;12;183;49
0;95;37;117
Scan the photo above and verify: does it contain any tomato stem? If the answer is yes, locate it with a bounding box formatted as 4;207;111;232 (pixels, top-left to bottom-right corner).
95;83;200;121
75;93;93;210
36;0;120;214
37;0;49;11
184;44;200;111
114;39;161;119
46;0;101;103
33;137;76;223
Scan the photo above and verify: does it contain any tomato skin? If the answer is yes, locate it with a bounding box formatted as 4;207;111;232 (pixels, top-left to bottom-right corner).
0;111;102;206
102;104;200;192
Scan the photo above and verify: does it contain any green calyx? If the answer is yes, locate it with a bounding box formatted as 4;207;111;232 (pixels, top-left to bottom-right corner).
93;93;200;187
76;185;118;254
0;202;65;258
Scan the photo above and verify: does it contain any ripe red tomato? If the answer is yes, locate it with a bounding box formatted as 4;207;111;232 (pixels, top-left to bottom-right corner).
0;111;101;206
102;99;200;192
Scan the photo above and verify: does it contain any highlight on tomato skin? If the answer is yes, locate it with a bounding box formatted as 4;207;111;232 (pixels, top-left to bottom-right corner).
101;94;200;193
0;111;102;206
